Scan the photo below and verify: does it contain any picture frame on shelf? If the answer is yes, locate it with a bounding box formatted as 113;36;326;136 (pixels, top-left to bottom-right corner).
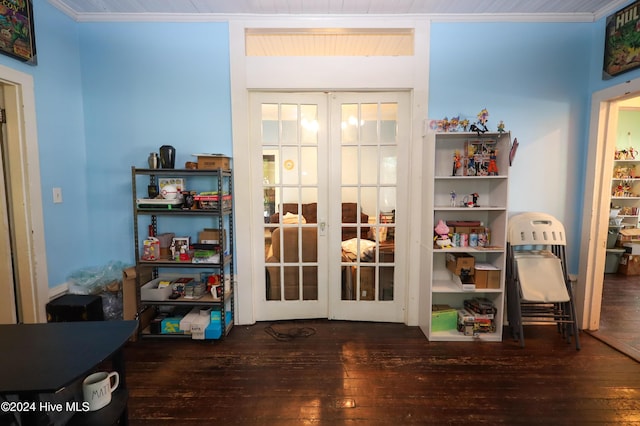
171;237;190;261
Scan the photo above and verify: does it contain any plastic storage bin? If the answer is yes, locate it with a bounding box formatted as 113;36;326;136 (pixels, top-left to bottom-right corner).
605;248;625;273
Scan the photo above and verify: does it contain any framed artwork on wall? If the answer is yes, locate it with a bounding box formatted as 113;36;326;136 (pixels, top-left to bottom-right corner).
603;0;640;80
0;0;36;65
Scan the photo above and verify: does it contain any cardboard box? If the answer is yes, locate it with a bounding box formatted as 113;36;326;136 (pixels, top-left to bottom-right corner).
141;278;174;301
474;264;501;289
122;266;152;341
179;307;201;332
190;315;211;340
452;226;484;235
161;317;184;334
205;311;233;340
199;229;226;251
618;253;640;275
351;266;375;300
618;228;640;245
194;154;230;170
431;305;458;332
445;252;475;276
136;306;156;339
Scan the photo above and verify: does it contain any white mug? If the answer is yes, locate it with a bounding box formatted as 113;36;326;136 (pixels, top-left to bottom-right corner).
82;371;119;411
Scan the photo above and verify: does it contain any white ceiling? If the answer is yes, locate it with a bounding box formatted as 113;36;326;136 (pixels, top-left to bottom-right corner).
48;0;631;22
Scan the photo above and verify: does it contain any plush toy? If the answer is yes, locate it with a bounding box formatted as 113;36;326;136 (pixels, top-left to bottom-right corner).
434;219;452;249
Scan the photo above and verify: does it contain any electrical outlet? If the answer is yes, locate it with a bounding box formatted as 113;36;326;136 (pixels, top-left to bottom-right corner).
53;187;63;204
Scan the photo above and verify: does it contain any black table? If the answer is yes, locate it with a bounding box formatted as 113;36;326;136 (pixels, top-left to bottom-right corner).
0;320;137;425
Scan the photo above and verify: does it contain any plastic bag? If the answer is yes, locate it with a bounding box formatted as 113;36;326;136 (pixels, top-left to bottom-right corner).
67;261;127;295
66;261;128;320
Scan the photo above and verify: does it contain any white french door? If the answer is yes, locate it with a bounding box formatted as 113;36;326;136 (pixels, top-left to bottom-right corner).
252;91;409;322
329;92;408;322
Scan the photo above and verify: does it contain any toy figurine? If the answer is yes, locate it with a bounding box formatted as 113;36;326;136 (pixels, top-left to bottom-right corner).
497;120;505;133
460;119;469;131
450;190;457;207
471;108;489;134
452;150;461;176
478;108;489;127
450;116;460;132
488;150;499;175
434;220;452;249
442;117;449;132
467;156;476;176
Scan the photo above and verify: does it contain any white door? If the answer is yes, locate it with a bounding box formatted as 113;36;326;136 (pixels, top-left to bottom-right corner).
329;92;409;322
0;85;17;324
254;91;409;322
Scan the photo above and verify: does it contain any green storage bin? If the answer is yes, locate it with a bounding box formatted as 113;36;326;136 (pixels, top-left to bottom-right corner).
432;305;458;332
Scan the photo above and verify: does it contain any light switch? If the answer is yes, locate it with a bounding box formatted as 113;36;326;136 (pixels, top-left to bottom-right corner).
53;187;63;204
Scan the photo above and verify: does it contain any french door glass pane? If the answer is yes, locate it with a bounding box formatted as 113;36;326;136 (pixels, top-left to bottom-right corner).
360;103;378;143
263;102;319;302
360;146;378;185
281;104;298;144
261;104;278;144
301;147;318;185
380;146;397;185
341;146;358;185
341;104;358;143
339;101;397;302
380;103;398;143
300;105;318;145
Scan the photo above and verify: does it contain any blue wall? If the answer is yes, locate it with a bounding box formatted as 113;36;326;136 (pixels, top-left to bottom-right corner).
21;2;639;286
78;22;231;267
429;22;592;270
5;2;89;286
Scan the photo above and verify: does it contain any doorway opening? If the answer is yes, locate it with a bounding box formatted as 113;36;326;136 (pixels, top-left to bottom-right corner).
580;84;640;360
0;67;48;324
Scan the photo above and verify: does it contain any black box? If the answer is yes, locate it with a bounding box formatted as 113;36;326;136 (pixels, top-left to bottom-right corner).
46;294;104;322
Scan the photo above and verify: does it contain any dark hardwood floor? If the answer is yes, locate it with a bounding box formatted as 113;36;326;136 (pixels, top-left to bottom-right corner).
124;320;640;425
589;272;640;362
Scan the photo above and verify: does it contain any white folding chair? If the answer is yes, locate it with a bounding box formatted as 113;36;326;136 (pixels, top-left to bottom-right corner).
506;212;580;350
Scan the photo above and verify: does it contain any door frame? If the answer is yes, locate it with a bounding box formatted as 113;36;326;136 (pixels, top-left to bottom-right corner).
578;77;640;331
229;18;430;325
0;65;48;324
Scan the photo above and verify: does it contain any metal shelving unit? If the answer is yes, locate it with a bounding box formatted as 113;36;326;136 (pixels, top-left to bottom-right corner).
131;167;234;339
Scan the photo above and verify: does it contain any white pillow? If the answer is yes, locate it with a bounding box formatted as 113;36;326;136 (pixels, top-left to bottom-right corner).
282;212;307;224
341;238;376;259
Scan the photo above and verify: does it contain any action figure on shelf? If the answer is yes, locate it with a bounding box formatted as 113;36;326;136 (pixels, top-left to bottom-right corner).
470;108;490;134
434;219;452;249
452;150;461;176
488;150;499;175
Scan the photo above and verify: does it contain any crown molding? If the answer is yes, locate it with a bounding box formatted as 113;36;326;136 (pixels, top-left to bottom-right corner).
593;0;635;21
47;0;626;24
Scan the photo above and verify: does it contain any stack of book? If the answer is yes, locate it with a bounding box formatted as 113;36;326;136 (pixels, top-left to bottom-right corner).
457;297;497;335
